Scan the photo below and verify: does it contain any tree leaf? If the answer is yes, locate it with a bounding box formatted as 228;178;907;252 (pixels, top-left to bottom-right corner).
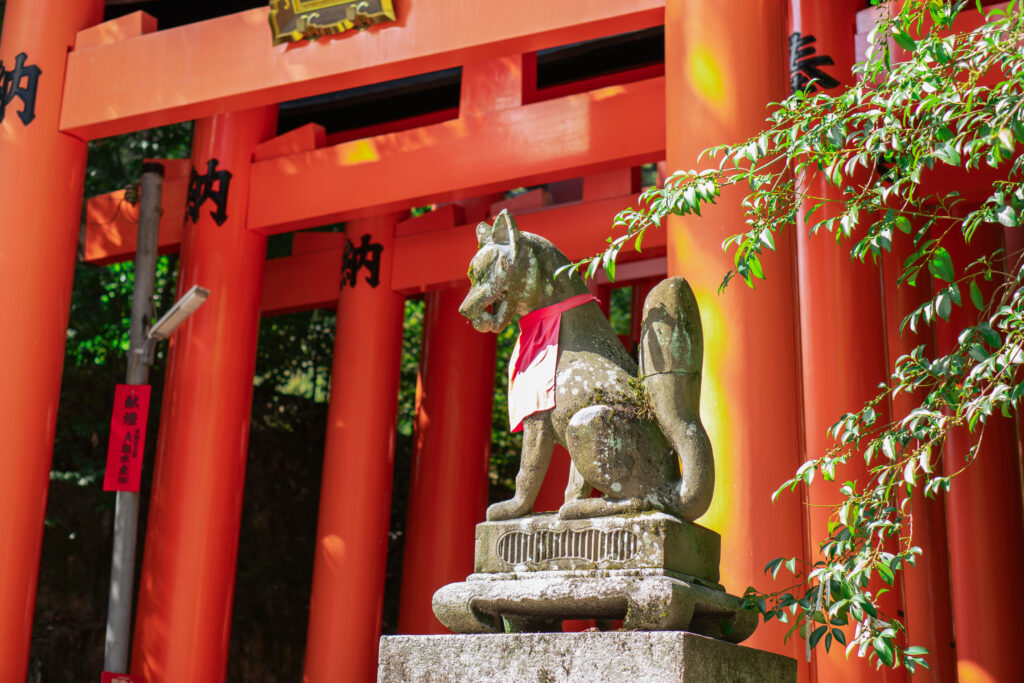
935;143;961;166
936;293;952;321
995;204;1017;227
893;28;917;53
970;280;984;310
810;625;828;649
928;248;955;282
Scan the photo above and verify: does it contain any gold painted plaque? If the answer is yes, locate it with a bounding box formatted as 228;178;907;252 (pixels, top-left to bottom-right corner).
269;0;396;45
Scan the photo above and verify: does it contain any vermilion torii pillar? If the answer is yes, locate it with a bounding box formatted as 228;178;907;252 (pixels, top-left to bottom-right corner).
664;2;810;679
397;284;497;634
789;3;906;682
305;213;406;683
0;0;103;678
937;225;1024;683
883;229;956;683
131;106;278;683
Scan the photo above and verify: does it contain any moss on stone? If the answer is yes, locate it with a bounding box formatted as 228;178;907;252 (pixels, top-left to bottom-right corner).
626;376;657;422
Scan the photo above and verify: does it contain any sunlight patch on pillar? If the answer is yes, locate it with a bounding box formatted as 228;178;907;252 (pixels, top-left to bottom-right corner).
686;43;726;113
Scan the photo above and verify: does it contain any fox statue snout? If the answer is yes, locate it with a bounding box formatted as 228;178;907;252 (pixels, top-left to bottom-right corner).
461;210;714;523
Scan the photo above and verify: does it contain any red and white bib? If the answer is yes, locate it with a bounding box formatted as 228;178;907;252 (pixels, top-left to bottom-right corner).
508;293;597;432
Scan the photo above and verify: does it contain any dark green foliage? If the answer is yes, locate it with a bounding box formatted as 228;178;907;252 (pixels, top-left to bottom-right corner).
228;384;325;681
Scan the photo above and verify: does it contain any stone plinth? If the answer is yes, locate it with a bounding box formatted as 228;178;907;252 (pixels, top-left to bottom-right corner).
378;631;797;682
434;513;756;641
433;572;756;640
473;512;720;582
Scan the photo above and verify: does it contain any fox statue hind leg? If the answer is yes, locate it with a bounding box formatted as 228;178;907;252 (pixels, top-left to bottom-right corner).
640;277;714;522
560;403;679;519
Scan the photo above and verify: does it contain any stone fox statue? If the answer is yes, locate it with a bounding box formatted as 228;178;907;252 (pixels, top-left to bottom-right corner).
459;210;714;523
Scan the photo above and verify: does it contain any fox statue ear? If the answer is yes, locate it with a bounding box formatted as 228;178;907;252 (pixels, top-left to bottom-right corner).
476;209;521;261
476;220;493;248
492;209;520;261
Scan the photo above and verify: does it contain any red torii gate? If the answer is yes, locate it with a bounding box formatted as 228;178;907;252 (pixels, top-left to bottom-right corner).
0;1;1020;682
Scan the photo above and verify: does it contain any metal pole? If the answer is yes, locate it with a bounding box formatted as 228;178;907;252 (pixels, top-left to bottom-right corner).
104;161;164;673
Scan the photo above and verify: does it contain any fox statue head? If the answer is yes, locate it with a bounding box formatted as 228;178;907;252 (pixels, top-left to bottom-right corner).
459;209;542;333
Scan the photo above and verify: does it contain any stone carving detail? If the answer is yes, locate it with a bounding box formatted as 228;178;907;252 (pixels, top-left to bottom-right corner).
497;527;639;566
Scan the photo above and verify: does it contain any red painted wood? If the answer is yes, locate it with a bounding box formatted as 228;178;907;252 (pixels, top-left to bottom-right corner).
253;123;325;162
461;55;523;117
0;2;104;677
247;78;665;235
304;213;407;683
131;106;278;683
74;10;155;50
883;229;957;683
936;224;1024;683
791;2;906;681
61;0;664;140
83;159;189;264
397;285;496;634
391;193;661;294
665;1;810;677
324;108;459;147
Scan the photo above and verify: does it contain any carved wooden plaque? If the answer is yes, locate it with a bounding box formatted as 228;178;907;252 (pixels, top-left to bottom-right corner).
269;0;396;45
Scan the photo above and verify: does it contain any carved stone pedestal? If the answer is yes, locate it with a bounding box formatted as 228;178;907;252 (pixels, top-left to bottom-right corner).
378;631;797;682
432;512;756;640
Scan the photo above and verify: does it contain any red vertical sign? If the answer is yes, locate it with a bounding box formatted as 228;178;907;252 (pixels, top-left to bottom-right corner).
103;384;151;492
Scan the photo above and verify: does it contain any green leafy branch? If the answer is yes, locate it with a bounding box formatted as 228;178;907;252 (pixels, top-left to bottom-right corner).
569;0;1024;672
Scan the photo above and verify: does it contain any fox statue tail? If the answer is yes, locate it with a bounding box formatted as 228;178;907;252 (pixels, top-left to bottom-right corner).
640;277;714;522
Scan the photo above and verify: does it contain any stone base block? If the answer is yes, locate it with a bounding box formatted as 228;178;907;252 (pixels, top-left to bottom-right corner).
433;571;756;642
474;512;720;582
378;631;796;682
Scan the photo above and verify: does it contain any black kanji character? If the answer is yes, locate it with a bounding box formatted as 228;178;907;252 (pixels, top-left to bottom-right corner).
124;394;140;410
0;52;41;126
123;411;138;427
186;159;232;226
789;33;840;94
341;233;384;288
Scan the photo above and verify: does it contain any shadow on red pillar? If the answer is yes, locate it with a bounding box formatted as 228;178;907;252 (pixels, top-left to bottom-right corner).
936;223;1024;683
1005;226;1024;515
304;213;407;683
790;3;907;681
397;285;497;635
797;204;905;683
130;106;278;683
0;1;104;677
883;230;957;682
665;2;810;678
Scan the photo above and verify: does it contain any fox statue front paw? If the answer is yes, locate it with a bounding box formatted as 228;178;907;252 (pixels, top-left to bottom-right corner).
486;498;530;521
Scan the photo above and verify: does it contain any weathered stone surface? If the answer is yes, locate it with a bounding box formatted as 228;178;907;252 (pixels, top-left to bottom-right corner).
474;512;720;583
378;631;797;682
433;572;756;641
459;211;714;523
